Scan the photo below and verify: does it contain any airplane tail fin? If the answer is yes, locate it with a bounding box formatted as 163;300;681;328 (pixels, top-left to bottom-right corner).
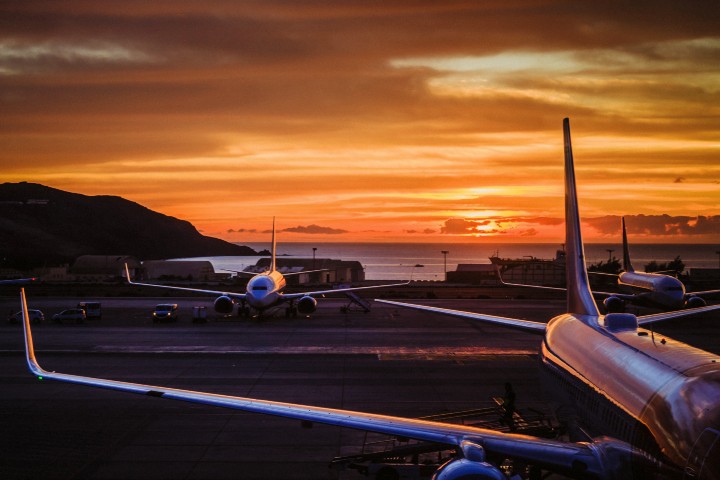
621;217;634;272
270;217;277;273
563;119;600;317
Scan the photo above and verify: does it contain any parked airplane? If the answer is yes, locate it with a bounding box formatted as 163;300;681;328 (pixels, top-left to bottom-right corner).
125;219;408;317
498;215;720;314
599;217;720;312
20;119;720;478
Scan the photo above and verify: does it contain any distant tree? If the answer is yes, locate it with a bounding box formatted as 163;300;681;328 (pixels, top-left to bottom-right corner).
589;257;622;274
644;260;660;272
667;256;685;273
644;256;685;274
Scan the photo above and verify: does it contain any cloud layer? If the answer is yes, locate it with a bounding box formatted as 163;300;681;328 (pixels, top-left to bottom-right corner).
2;2;719;242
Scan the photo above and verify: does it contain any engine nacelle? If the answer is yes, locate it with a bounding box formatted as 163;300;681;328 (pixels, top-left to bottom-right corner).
296;296;318;315
603;296;625;313
213;295;235;314
432;458;505;480
686;295;707;308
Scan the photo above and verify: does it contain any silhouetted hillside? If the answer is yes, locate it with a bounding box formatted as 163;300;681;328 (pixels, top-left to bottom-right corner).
0;182;257;268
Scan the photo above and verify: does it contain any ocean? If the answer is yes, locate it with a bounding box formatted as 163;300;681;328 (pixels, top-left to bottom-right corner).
178;242;720;281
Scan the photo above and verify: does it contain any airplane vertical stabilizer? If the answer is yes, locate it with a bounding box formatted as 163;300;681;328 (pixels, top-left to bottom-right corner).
270;217;277;273
621;217;634;272
563;118;600;317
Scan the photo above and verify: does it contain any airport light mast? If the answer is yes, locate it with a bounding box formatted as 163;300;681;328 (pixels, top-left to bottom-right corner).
441;250;449;281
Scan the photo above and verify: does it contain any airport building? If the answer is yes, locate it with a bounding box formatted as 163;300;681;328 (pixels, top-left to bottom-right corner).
67;255;141;282
141;260;230;282
446;264;499;285
248;258;365;284
489;250;566;287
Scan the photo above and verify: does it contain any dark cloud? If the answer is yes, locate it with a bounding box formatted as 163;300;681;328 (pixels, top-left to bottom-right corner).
227;228;258;233
3;1;720;168
440;216;564;236
440;218;478;235
282;224;348;235
586;214;720;236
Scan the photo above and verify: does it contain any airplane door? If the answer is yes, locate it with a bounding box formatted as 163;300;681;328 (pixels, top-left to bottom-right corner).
684;428;720;479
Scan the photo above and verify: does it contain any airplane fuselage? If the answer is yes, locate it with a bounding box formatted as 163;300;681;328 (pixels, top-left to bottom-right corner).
541;313;720;477
618;271;686;310
245;270;287;310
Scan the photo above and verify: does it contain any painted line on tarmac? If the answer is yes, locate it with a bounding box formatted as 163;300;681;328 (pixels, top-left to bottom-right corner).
1;346;537;356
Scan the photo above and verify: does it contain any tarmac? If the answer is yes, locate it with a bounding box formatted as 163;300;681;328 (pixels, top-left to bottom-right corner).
1;293;718;480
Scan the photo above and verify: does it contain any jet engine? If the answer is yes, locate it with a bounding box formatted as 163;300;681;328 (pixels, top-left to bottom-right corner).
213;295;235;314
296;296;318;315
686;295;707;308
603;296;625;313
431;440;505;480
432;458;505;480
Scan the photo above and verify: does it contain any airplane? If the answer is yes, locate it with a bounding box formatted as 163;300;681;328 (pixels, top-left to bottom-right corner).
19;119;720;479
124;219;409;317
497;216;720;314
597;217;720;312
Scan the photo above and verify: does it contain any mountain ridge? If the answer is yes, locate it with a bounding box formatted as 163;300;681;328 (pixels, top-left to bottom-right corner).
0;182;257;268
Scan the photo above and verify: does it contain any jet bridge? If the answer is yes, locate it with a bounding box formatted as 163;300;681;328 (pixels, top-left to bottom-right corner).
330;400;558;479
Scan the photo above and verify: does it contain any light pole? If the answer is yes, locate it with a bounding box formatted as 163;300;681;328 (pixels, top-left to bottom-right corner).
312;247;317;270
441;250;449;281
606;249;614;262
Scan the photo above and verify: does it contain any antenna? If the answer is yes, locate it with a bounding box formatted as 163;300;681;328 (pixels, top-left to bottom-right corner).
563;118;600;317
270;217;277;273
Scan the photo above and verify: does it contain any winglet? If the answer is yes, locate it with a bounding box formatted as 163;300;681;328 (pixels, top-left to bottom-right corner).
621;217;634;272
563;118;600;317
20;288;46;378
270;217;277;273
124;263;133;283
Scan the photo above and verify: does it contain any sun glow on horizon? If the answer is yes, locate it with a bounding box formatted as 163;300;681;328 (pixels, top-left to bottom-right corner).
1;4;719;244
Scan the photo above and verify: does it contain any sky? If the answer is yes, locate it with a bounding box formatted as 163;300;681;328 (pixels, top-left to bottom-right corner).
2;1;719;244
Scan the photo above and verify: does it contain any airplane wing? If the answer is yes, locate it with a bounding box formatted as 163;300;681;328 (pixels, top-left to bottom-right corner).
637;303;720;326
18;288;616;478
0;278;36;285
282;281;410;299
688;288;720;299
498;274;620;299
375;299;546;334
124;264;247;300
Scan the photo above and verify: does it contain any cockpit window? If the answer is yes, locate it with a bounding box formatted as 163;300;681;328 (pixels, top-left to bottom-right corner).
252;286;268;291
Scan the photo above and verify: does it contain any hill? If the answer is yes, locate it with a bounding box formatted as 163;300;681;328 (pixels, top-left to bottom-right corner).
0;182;257;268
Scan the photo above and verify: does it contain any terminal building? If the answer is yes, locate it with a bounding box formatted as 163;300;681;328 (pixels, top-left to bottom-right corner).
445;249;566;286
247;258;365;285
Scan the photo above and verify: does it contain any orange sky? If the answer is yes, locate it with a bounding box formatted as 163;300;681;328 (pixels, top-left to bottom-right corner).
2;1;719;243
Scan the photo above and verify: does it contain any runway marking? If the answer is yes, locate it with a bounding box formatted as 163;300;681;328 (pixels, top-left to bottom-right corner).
89;345;537;356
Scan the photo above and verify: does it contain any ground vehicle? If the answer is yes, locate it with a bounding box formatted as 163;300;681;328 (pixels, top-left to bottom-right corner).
77;302;102;320
152;304;178;322
52;309;86;324
8;309;44;325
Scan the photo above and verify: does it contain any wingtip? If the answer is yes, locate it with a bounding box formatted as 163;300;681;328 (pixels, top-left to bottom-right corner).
20;288;45;378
